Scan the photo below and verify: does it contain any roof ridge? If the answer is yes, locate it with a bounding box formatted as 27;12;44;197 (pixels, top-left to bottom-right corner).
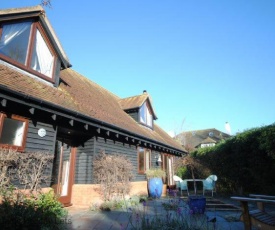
119;93;147;101
0;5;43;14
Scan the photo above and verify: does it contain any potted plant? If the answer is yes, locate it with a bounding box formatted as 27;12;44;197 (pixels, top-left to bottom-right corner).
145;168;166;198
183;154;206;214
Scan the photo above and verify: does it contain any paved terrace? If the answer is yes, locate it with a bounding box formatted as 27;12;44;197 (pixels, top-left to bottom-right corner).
65;196;248;230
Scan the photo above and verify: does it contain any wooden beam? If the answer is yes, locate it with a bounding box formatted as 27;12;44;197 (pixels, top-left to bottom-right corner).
69;119;74;126
51;114;57;120
84;124;88;130
115;133;119;138
1;99;7;107
29;107;35;114
125;136;128;141
97;128;100;134
132;138;135;143
106;130;110;136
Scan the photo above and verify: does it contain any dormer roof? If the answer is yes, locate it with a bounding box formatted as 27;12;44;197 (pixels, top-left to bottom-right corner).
0;5;71;69
119;91;157;120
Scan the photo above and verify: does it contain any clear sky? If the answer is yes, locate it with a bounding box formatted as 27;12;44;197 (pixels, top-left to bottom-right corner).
2;1;275;136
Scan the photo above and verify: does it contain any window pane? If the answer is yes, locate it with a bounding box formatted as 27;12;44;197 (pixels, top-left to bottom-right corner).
0;117;25;146
145;150;151;170
138;147;145;172
138;151;144;172
140;103;146;124
0;22;31;65
140;102;153;127
146;107;153;127
31;29;54;78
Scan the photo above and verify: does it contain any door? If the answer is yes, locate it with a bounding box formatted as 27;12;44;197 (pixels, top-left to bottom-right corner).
167;156;174;186
53;141;76;206
163;155;174;186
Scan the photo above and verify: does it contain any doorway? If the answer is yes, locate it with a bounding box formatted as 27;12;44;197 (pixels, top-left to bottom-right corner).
163;155;174;186
53;141;76;206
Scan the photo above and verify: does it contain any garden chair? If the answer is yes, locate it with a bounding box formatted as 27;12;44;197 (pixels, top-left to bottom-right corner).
173;175;189;196
203;175;218;197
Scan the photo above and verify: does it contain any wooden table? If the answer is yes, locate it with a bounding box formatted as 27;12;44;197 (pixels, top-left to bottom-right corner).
231;196;275;230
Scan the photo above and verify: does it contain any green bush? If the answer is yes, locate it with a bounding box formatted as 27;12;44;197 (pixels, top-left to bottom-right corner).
176;166;189;179
193;124;275;195
0;188;68;229
93;195;147;212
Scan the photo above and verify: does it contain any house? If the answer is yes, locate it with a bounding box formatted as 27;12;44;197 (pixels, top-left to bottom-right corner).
176;128;231;152
0;6;186;206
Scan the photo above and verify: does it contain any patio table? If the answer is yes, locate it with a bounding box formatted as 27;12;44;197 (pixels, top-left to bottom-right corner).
185;179;204;195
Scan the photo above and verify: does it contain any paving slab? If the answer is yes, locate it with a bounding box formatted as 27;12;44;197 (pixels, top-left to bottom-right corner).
66;197;246;230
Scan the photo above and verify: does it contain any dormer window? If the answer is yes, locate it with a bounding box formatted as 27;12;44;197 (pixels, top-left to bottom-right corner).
0;20;56;81
139;101;153;128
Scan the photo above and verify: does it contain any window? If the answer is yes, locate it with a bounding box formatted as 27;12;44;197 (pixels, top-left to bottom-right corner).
138;147;151;174
139;101;153;128
0;20;56;81
209;132;214;137
201;143;215;148
0;113;28;151
31;29;54;77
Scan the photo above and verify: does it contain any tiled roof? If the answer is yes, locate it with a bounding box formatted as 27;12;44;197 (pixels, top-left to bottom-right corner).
119;94;148;110
119;92;158;119
176;128;231;150
0;63;185;153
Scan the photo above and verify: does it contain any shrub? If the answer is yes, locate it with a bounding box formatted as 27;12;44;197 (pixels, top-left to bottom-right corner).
0;148;53;192
0;148;67;229
91;195;147;212
93;151;134;201
145;168;166;179
128;197;213;230
0;188;68;229
193;124;275;194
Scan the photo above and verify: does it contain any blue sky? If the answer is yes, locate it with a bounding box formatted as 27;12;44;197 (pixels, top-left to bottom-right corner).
2;1;275;135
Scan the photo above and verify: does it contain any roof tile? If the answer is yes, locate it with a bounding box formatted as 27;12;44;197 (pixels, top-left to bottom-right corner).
0;63;184;152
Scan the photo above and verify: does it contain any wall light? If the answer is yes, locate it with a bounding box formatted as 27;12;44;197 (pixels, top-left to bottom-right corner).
155;154;162;166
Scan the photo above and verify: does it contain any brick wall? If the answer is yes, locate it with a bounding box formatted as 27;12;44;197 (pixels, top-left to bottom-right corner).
71;181;167;207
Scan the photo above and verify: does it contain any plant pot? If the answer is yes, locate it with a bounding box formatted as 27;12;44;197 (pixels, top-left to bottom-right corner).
148;177;163;198
187;195;206;214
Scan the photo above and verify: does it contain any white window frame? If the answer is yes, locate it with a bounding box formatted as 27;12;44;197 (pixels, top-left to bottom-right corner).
139;101;153;128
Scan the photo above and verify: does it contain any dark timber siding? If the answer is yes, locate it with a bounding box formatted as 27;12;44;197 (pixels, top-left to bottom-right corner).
25;120;57;187
74;136;168;185
74;137;95;184
25;121;56;154
94;137;147;182
127;111;139;122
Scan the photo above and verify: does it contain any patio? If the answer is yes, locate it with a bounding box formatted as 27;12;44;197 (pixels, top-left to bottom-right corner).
66;195;245;230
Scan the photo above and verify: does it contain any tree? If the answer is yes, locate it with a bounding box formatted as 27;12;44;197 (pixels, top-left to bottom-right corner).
172;119;210;194
41;0;52;7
